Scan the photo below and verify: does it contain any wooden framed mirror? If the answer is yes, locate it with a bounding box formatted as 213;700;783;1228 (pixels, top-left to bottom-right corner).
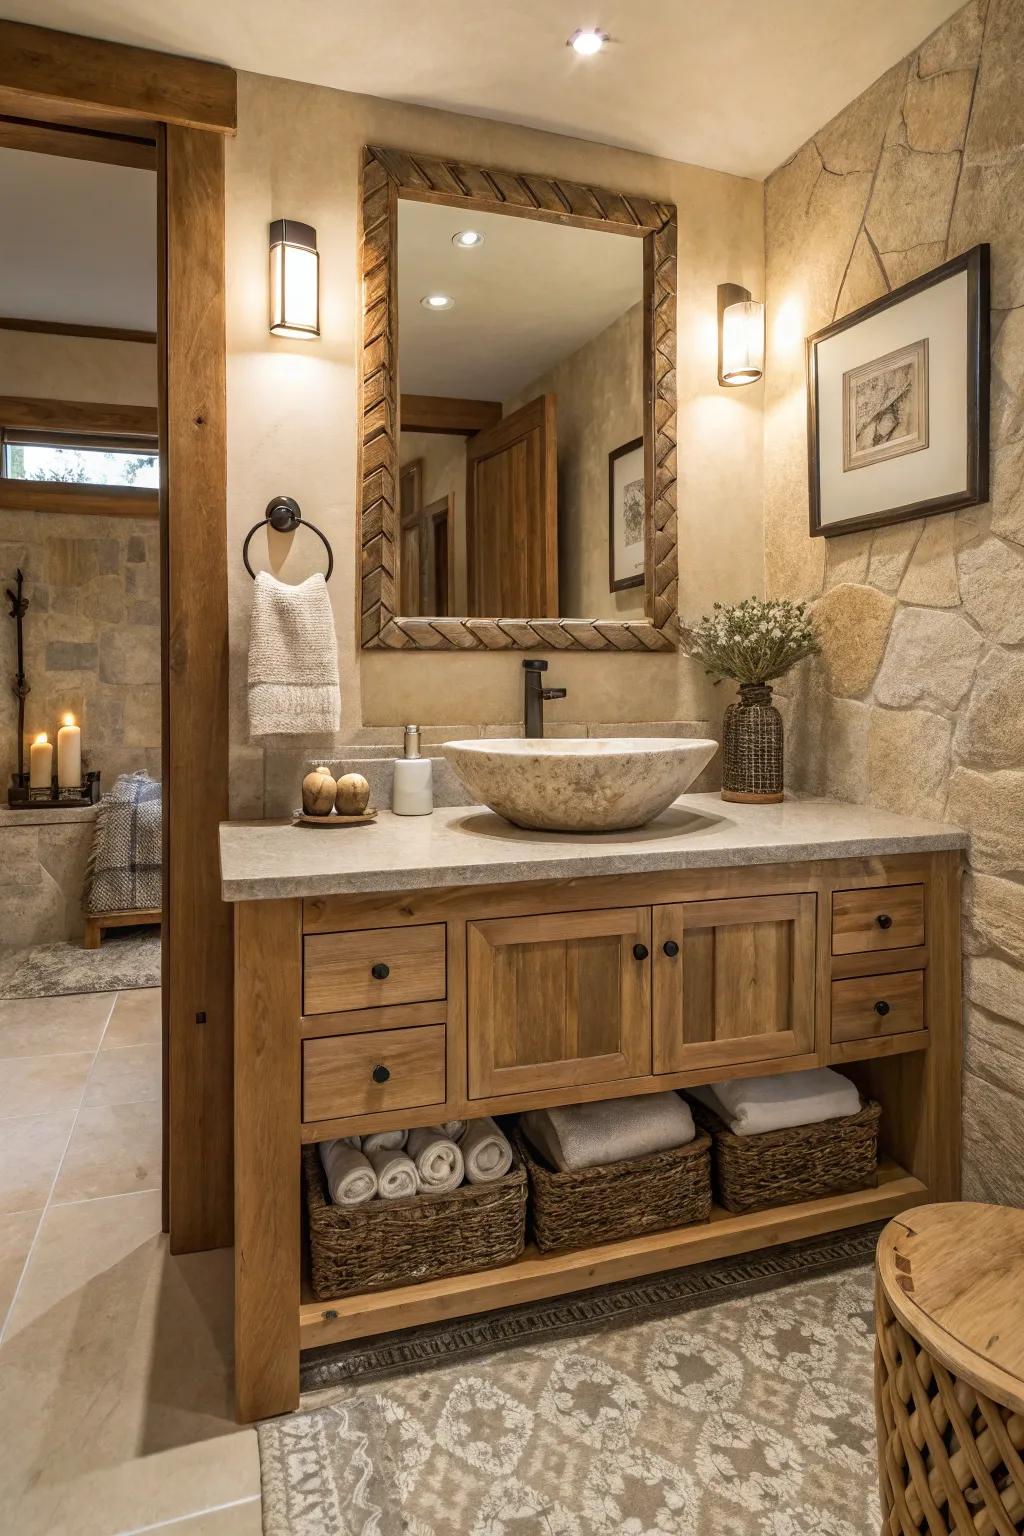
358;145;678;652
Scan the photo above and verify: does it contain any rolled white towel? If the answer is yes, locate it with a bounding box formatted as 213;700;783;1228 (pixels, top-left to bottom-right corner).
407;1125;465;1192
520;1092;695;1173
367;1147;418;1199
319;1140;377;1206
461;1117;513;1184
441;1120;468;1142
691;1068;861;1136
361;1129;407;1156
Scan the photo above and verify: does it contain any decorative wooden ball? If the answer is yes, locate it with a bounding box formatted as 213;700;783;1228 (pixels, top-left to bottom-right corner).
335;772;371;816
302;765;337;816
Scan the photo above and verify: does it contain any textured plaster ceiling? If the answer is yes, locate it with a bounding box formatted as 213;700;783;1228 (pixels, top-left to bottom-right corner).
2;0;964;179
398;201;642;400
0;149;156;328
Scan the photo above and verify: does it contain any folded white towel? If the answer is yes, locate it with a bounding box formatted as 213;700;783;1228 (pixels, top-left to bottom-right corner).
520;1092;695;1173
407;1125;465;1192
361;1129;407;1156
691;1069;861;1137
461;1117;513;1185
319;1140;377;1206
247;571;340;737
441;1120;468;1142
367;1147;418;1199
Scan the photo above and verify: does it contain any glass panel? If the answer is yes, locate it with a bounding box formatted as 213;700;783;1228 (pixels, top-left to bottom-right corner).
3;439;159;488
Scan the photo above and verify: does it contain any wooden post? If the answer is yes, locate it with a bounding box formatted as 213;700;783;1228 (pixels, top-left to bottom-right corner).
234;899;302;1422
161;124;234;1253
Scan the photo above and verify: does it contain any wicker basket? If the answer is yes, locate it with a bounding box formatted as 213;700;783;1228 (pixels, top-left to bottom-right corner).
512;1127;712;1253
687;1096;881;1214
303;1145;527;1299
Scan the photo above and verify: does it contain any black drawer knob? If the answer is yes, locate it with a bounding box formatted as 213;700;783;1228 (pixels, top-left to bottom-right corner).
876;913;893;930
633;942;649;961
370;962;390;980
371;1064;390;1084
874;1000;890;1017
662;939;680;958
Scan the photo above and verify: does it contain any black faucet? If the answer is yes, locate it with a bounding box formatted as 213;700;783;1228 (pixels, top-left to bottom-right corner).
523;659;567;739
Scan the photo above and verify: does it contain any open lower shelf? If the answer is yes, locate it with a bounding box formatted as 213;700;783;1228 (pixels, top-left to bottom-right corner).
298;1157;926;1350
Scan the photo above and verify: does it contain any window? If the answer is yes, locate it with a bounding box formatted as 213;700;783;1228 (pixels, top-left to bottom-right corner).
1;428;159;488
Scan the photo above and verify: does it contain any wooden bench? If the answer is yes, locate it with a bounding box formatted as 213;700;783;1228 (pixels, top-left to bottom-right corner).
83;909;161;949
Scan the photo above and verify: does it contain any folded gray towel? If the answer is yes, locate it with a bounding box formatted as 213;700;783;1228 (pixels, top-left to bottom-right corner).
520;1092;696;1172
691;1069;860;1136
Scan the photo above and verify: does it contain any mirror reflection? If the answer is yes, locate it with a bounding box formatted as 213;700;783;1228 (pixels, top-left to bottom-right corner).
397;201;646;621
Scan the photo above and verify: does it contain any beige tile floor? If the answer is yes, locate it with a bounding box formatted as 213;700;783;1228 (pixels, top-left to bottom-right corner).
0;987;262;1536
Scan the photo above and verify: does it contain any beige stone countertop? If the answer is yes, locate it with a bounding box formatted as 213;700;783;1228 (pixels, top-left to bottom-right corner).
219;794;966;902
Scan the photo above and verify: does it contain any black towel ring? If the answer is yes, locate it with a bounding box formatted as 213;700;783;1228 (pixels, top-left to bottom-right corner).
242;496;334;582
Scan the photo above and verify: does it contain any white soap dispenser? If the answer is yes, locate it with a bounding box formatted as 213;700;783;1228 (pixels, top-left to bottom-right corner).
392;724;433;816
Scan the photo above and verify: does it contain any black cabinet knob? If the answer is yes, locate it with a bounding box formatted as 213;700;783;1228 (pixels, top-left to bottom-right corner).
633;942;649;961
874;1000;890;1017
371;962;390;980
876;913;893;930
662;939;680;958
371;1064;390;1084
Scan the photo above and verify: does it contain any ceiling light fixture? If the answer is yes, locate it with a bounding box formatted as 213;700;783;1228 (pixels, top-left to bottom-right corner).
452;230;485;249
421;293;455;311
568;28;607;55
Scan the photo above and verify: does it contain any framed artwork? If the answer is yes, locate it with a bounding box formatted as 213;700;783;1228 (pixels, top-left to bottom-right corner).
807;244;989;537
608;435;646;591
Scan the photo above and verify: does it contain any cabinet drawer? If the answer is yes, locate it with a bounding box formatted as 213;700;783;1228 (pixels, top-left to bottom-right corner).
303;923;446;1014
831;884;924;956
302;1024;446;1122
831;970;925;1044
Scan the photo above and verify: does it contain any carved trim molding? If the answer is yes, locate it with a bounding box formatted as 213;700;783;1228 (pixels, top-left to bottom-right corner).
358;144;679;652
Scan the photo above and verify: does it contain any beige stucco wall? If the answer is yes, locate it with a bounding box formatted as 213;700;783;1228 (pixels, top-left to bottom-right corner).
508;301;645;620
763;0;1024;1204
0;329;157;405
224;72;764;810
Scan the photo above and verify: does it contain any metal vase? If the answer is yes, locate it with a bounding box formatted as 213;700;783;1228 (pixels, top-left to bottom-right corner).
721;683;784;803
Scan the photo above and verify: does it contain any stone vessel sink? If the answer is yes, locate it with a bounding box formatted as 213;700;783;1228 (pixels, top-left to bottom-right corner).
440;737;718;833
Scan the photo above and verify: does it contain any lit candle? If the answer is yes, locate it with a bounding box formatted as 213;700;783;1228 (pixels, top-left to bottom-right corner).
30;732;53;790
57;713;82;789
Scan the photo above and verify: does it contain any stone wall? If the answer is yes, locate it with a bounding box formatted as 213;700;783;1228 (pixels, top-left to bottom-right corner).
763;0;1024;1204
0;509;161;793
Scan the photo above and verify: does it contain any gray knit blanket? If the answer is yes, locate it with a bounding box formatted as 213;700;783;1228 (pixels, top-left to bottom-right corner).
86;771;162;915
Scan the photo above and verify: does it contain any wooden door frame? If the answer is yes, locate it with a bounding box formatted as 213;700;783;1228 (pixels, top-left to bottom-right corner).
0;20;236;1254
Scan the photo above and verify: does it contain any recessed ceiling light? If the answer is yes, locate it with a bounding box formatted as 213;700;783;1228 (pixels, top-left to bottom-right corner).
421;293;455;310
452;230;485;249
568;28;607;55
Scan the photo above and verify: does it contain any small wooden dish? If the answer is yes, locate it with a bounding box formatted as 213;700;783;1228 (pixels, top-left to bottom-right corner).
295;808;377;827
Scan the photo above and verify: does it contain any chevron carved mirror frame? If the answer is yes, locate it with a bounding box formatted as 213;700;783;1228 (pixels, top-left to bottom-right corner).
358;145;679;652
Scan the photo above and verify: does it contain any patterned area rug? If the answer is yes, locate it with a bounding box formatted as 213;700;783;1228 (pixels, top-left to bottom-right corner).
260;1232;881;1535
0;929;160;998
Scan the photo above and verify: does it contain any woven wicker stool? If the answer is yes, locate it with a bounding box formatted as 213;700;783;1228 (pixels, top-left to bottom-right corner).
875;1203;1024;1535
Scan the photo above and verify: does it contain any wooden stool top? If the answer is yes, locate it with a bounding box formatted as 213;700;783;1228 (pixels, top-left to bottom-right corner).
878;1202;1024;1414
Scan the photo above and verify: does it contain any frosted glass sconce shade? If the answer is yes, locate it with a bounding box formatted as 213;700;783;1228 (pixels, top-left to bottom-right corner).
717;283;764;385
270;219;319;338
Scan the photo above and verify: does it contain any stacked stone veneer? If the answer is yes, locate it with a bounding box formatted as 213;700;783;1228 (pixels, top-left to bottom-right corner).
764;0;1024;1204
0;509;161;793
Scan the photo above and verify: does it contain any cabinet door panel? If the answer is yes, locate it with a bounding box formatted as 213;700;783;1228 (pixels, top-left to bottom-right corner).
653;894;816;1074
468;907;651;1098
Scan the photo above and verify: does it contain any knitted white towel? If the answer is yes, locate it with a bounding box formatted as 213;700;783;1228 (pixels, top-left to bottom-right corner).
247;571;340;736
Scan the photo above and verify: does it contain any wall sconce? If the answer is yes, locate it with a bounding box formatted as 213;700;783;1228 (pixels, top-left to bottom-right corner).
269;219;320;338
717;283;764;386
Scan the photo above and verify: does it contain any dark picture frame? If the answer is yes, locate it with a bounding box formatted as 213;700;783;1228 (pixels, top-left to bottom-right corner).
807;243;989;538
608;435;646;591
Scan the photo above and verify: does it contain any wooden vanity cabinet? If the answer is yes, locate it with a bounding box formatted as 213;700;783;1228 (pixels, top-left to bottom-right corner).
652;894;816;1074
467;906;652;1097
233;849;962;1423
